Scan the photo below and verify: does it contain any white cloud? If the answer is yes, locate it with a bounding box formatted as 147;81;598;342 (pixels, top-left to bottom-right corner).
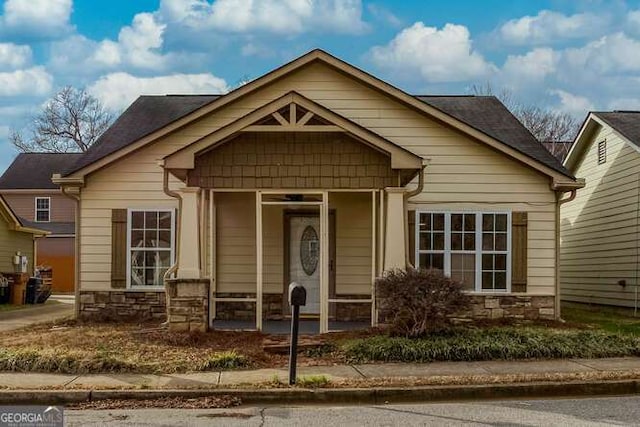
0;43;31;70
116;13;167;68
628;10;640;28
550;90;594;116
562;33;640;74
498;10;607;45
502;48;558;82
87;72;229;111
0;66;52;96
159;0;369;34
1;0;73;39
370;22;496;83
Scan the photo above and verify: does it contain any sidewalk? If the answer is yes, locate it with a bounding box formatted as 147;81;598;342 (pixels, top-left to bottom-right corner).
1;357;640;390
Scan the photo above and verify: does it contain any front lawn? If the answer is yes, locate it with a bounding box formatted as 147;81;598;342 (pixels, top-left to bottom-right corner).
562;304;640;335
2;314;640;374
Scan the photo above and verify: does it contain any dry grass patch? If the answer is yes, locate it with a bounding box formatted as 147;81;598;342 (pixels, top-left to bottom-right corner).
0;320;282;374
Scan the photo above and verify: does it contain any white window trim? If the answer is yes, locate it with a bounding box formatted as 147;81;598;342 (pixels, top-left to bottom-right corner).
415;210;512;293
126;208;176;290
34;197;50;223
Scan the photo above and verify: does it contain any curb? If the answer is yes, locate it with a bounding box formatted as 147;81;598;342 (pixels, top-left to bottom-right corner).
1;380;640;406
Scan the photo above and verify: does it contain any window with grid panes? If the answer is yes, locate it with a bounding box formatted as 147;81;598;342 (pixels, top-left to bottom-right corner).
128;210;175;287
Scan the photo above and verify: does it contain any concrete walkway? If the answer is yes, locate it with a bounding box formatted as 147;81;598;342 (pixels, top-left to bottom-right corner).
0;302;73;332
1;357;640;390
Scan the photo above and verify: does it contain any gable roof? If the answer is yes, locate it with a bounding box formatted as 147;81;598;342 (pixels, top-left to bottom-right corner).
0;153;82;190
594;111;640;147
60;49;576;183
0;195;49;235
65;95;220;176
418;96;569;177
565;111;640;172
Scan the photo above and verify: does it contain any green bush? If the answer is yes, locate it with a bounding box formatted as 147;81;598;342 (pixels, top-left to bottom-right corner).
376;268;470;337
342;327;640;363
201;350;249;370
296;375;330;388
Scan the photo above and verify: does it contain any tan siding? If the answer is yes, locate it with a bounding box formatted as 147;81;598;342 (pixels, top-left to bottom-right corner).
0;219;34;273
1;193;75;224
78;61;557;295
560;125;640;307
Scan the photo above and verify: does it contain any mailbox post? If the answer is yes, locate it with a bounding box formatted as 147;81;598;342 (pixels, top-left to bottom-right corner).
288;282;306;385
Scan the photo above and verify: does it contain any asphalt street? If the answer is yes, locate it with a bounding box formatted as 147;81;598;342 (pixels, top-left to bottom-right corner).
66;394;640;426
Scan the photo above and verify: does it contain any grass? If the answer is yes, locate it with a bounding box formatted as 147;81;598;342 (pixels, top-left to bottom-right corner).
201;351;249;370
340;327;640;364
295;374;330;387
562;305;640;335
0;321;269;374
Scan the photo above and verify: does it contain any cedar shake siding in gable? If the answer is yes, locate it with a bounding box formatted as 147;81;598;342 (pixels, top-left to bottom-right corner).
188;132;397;189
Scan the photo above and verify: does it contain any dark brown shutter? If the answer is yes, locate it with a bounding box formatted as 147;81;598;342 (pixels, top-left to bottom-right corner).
408;210;416;267
111;209;127;289
511;212;528;293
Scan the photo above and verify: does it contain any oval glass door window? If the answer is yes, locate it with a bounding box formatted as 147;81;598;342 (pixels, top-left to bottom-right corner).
300;225;319;276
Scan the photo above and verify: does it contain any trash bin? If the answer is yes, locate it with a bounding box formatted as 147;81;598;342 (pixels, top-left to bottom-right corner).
25;277;40;304
0;278;10;304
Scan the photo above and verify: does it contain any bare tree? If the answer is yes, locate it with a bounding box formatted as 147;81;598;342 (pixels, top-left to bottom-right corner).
470;83;580;159
10;86;112;153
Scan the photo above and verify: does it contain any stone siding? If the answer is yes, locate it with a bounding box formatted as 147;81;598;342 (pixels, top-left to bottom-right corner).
334;294;371;322
165;278;209;332
214;293;283;320
79;290;166;320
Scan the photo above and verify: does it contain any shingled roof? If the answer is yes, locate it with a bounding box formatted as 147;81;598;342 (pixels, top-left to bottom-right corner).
417;96;570;177
594;111;640;147
62;94;572;178
0;153;83;190
65;95;220;175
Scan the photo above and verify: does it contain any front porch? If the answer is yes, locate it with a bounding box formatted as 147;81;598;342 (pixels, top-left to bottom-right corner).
162;95;423;333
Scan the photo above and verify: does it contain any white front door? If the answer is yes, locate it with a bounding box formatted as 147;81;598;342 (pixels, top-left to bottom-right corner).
289;215;321;314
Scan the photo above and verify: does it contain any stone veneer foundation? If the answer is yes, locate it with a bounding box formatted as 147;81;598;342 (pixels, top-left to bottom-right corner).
79;290;166;320
78;290;556;327
165;278;209;332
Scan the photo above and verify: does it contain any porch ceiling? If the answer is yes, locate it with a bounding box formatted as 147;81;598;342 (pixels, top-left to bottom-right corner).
163;91;423;172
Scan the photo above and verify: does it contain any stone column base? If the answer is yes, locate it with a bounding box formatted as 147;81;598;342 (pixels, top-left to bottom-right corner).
165;278;209;332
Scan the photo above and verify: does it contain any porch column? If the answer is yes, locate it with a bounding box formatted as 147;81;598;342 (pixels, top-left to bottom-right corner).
178;187;201;279
383;187;406;271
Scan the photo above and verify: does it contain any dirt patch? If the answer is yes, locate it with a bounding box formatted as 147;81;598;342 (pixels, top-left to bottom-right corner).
68;396;241;410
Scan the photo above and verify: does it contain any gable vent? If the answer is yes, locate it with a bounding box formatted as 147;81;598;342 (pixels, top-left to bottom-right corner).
597;140;607;165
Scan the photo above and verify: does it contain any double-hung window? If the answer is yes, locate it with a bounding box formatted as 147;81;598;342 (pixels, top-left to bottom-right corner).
416;212;511;292
127;210;175;288
35;197;50;222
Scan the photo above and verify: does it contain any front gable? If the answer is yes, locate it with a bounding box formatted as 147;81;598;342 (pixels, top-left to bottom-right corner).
62;50;577;190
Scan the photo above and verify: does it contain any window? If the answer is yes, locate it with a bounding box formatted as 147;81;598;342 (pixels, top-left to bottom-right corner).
416;212;511;292
598;140;606;164
35;197;50;222
127;210;175;288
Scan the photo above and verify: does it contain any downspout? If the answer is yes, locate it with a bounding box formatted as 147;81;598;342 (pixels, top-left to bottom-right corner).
162;167;181;281
61;186;81;319
556;189;577;320
403;162;428;268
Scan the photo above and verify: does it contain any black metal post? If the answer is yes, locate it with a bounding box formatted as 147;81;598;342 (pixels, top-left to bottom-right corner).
289;303;300;385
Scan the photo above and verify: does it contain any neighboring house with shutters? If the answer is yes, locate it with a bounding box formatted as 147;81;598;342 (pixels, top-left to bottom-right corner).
51;50;583;332
561;111;640;308
0;153;81;293
0;195;48;274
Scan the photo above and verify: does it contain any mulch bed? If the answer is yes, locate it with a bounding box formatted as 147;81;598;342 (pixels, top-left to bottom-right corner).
67;396;242;410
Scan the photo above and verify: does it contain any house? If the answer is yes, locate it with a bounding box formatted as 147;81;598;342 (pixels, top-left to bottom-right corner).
561;111;640;308
0;195;48;275
51;50;583;332
0;153;81;293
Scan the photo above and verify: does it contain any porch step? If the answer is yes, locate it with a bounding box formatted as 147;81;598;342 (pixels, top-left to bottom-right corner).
262;337;329;354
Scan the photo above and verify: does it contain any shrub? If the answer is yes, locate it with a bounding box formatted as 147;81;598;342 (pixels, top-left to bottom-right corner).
341;327;640;363
376;268;470;337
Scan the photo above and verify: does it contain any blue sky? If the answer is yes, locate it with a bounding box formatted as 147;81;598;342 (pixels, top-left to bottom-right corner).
1;0;640;172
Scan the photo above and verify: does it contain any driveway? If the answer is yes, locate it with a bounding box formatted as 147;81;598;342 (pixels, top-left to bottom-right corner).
0;299;74;332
